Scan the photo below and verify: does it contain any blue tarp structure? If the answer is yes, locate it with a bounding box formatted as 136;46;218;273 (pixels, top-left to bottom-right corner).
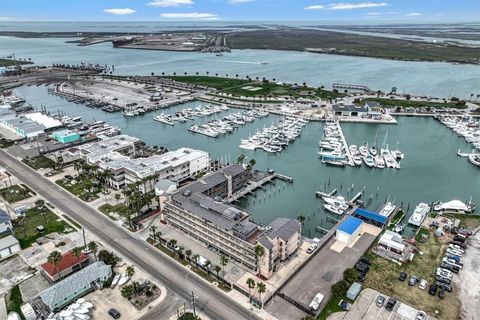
354;208;388;226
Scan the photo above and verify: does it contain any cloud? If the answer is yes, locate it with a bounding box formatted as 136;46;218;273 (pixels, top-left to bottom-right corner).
0;16;15;20
228;0;255;3
406;12;422;16
148;0;194;7
306;2;387;10
305;5;325;10
160;12;219;19
103;8;136;15
366;12;381;15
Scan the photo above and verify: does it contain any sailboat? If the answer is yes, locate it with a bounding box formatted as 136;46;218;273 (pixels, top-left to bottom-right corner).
370;129;379;156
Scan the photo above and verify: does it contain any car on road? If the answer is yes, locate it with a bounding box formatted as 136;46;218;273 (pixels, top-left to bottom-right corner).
306;244;318;254
385;298;397;311
399;272;407;281
309;293;324;311
438;287;445;299
408;275;418;286
416;310;427;320
376;295;385;307
418;279;427;290
108;308;121;319
429;284;438;296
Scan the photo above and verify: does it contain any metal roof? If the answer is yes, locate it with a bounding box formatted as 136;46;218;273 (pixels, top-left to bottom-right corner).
354;208;388;225
332;104;368;113
0;208;11;223
266;218;301;241
0;235;19;250
338;216;364;235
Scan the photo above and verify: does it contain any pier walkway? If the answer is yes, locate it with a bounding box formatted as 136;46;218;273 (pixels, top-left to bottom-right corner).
228;172;293;203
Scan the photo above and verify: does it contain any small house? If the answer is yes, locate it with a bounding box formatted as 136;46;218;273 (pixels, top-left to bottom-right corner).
0;208;13;233
41;250;90;282
335;216;364;245
0;235;21;260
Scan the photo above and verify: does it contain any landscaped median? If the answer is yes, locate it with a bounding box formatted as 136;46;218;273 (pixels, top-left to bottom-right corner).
146;237;231;293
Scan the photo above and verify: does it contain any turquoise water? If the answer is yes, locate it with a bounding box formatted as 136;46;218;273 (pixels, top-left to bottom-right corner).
13;85;480;237
1;36;480;98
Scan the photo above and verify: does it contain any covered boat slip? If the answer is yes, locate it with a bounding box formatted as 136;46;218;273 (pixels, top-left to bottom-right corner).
434;199;475;213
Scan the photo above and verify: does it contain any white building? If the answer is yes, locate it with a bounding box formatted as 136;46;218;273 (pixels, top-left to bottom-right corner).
0;208;13;234
0;235;21;260
335;216;364;245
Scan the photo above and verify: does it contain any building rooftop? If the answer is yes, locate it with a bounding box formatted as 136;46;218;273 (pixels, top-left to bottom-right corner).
40;261;111;310
266;217;301;241
41;250;89;277
338;216;364;235
354;208;388;225
332;104;368;113
0;235;19;250
0;208;11;223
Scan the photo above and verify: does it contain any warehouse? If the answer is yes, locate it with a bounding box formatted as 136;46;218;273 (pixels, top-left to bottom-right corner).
335;216;364;245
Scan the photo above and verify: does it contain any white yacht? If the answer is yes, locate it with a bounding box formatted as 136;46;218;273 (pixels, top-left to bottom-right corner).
323;203;345;215
154;114;174;125
407;203;430;227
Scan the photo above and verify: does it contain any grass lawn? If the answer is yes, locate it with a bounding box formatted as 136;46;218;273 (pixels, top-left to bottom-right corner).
362;97;467;109
443;213;480;230
0;184;34;203
56;175;101;202
22;155;55;170
363;228;460;319
0;58;33;67
317;296;347;320
166;75;249;89
6;285;25;320
14;206;70;248
98;203;132;220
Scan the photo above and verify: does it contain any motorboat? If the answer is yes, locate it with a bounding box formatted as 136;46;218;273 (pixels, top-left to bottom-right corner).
111;274;121;288
324;160;347;167
323;203;345;215
394;224;405;233
363;154;375;167
370;146;377;156
407;203;430;227
374;156;385;169
468;153;480;167
353;155;363;166
154;114;174;125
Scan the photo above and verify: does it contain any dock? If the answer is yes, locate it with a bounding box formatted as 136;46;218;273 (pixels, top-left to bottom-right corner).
229;172;293;203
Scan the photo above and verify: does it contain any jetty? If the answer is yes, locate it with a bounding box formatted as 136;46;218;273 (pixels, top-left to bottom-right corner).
229;171;293;203
333;83;373;93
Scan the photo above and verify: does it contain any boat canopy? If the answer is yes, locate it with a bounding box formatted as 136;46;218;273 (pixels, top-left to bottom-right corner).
436;200;470;212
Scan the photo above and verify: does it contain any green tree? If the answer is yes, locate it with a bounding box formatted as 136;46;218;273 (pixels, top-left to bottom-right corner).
126;265;135;279
343;268;358;284
121;284;133;299
192;254;200;268
47;250;63;279
297;215;306;226
247;158;256;170
213;265;221;279
237;154;246;164
88;241;98;261
246;277;256;300
331;280;349;298
256;282;266;308
149;225;157;242
254;244;265;257
71;246;84;269
185;249;192;261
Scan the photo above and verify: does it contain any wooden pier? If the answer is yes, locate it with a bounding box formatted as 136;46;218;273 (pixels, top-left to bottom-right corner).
229;172;293;203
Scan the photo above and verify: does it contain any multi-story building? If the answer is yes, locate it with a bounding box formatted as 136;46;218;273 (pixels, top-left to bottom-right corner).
75;135;210;192
163;164;301;279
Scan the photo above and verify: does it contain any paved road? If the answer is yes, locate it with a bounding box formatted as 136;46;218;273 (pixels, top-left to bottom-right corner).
0;150;260;320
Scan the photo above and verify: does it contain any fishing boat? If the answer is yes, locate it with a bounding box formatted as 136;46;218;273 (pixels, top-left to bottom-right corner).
363;154;375;167
324;160;347;167
118;273;130;286
122;109;135;117
468;153;480;167
154;114;174;126
323;203;345;215
111;274;121;288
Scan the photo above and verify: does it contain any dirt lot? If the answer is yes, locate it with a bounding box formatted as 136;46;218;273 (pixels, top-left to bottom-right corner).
363;228;459;320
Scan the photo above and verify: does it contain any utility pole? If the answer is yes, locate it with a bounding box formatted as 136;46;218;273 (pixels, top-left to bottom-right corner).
82;228;87;250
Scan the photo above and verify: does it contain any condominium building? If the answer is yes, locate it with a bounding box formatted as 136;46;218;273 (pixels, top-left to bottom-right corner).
75;135;210;192
163;164;301;279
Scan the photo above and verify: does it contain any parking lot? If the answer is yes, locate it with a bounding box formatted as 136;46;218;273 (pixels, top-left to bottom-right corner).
328;288;435;320
266;232;378;320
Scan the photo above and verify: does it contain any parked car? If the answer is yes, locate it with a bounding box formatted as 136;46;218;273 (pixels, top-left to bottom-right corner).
408;275;418;286
359;257;371;265
458;228;473;237
448;244;465;252
438;287;445;299
309;293;325;311
429;284;438;296
416;310;427;320
453;235;466;243
451;241;467;249
440;262;460;273
447;248;464;256
436;275;451;285
436;281;453;292
306;244;318;254
108;308;121;319
385;298;397;311
376;295;385;307
446;254;462;263
399;272;407;281
418;279;427;290
64;174;74;180
442;258;463;268
355;263;369;273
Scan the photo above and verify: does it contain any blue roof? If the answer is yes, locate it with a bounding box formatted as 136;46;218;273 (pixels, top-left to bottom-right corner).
354;208;388;225
338;216;364;235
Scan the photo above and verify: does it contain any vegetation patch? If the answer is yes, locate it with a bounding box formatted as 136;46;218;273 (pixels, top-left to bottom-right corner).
14;206;69;248
0;184;34;203
0;58;33;67
22;155;55;170
6;285;25;320
362;97;467;109
98;203;133;220
56;175;101;201
317;296;348;320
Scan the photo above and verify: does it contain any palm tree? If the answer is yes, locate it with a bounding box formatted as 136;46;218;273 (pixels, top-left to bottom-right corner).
185;249;192;261
88;241;98;261
71;246;84;269
220;255;228;279
213;265;221;279
256;282;266;308
246;278;256;300
237;154;246;164
47;250;63;279
247;158;256;170
297;215;306;227
121;285;133;299
126;265;135;279
149;225;157;242
114;193;121;204
192;254;200;268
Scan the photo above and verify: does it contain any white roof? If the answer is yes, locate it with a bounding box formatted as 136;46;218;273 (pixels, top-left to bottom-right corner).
379;236;405;252
0;235;19;250
24;112;62;129
437;200;469;211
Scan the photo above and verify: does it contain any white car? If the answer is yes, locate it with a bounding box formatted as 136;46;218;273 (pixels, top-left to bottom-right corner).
442;258;463;268
436;269;453;280
309;293;324;311
448;244;465;252
447;249;463;256
306;244;318;254
418;279;427;290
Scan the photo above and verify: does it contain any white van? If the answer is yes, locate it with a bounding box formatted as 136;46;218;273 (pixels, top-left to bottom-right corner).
309;293;324;310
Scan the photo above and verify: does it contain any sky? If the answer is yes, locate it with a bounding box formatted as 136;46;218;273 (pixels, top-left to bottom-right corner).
0;0;479;22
